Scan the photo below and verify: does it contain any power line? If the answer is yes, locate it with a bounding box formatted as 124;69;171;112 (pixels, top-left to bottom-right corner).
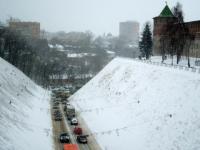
72;99;141;113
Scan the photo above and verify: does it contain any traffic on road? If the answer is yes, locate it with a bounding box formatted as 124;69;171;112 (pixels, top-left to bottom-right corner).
51;87;91;150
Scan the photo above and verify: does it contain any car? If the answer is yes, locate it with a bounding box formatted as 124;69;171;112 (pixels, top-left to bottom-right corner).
55;117;62;121
67;115;73;121
64;103;71;111
62;101;66;105
52;105;59;109
63;144;78;150
70;117;78;125
54;115;62;121
54;112;62;117
64;105;67;111
53;99;60;102
60;133;70;143
53;110;61;116
73;127;82;135
53;101;59;105
76;135;88;144
66;102;70;105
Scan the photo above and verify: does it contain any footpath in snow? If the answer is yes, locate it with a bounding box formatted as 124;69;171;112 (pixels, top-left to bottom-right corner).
69;57;200;150
0;57;53;150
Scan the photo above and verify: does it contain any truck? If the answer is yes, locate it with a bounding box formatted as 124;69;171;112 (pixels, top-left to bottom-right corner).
66;105;75;120
60;90;70;99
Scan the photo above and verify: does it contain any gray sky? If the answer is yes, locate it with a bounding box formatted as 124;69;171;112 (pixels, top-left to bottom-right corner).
0;0;199;36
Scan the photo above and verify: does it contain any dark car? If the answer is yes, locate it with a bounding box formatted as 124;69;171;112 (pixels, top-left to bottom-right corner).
64;105;67;112
52;105;59;109
53;101;59;105
60;133;70;143
53;110;61;115
54;115;62;121
67;115;73;121
54;113;62;119
76;135;88;144
62;101;66;105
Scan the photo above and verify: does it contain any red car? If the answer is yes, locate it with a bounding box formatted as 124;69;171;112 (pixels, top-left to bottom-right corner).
73;127;82;135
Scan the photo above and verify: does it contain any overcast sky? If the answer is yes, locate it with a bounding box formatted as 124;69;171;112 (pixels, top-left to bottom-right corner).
0;0;199;36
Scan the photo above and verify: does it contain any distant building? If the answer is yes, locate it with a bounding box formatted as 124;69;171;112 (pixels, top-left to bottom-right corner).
0;25;5;55
9;21;40;39
153;4;200;57
119;21;139;45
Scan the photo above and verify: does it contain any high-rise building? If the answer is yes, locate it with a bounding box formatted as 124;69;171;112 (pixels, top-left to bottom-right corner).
9;21;40;39
119;21;139;45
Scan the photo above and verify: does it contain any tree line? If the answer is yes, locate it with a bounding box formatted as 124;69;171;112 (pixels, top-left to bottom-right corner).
160;2;195;67
0;27;111;87
0;27;55;86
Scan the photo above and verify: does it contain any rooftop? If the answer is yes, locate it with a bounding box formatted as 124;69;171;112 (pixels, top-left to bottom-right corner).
159;4;174;17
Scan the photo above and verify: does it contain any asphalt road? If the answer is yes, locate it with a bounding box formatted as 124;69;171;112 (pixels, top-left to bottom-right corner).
75;113;102;150
51;103;65;150
51;96;98;150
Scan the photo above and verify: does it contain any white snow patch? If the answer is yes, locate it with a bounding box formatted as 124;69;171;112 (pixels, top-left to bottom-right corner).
69;57;200;150
0;57;53;150
67;53;96;58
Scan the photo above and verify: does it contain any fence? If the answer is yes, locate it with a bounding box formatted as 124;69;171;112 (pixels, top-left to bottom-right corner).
133;58;200;74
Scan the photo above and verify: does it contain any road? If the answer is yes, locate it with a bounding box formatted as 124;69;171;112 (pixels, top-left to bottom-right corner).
75;113;102;150
51;95;101;150
60;104;90;150
51;103;67;150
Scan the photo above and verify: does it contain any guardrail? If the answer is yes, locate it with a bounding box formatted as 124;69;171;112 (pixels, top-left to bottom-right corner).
132;58;200;74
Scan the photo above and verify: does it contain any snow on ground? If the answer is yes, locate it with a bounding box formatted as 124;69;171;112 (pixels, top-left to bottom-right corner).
151;56;200;68
69;57;200;150
67;53;96;58
0;57;52;150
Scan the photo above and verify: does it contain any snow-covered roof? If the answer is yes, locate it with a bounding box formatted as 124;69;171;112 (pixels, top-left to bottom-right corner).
67;53;96;58
106;50;115;54
50;74;94;80
48;44;54;48
55;44;64;49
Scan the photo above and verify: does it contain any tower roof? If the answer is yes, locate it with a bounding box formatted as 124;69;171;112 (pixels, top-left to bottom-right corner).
159;4;174;17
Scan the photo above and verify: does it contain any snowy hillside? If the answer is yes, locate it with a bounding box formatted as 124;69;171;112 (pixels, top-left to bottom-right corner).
69;57;200;150
0;58;52;150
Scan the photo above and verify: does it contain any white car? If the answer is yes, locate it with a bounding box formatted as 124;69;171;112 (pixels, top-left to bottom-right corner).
70;117;78;125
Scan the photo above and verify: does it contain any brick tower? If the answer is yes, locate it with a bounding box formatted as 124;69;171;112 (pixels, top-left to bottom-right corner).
153;4;177;55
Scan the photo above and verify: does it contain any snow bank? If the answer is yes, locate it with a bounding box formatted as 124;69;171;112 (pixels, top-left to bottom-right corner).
0;57;52;150
69;57;200;150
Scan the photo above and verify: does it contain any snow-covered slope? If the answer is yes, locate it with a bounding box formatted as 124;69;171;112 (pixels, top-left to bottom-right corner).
70;57;200;150
0;57;52;150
